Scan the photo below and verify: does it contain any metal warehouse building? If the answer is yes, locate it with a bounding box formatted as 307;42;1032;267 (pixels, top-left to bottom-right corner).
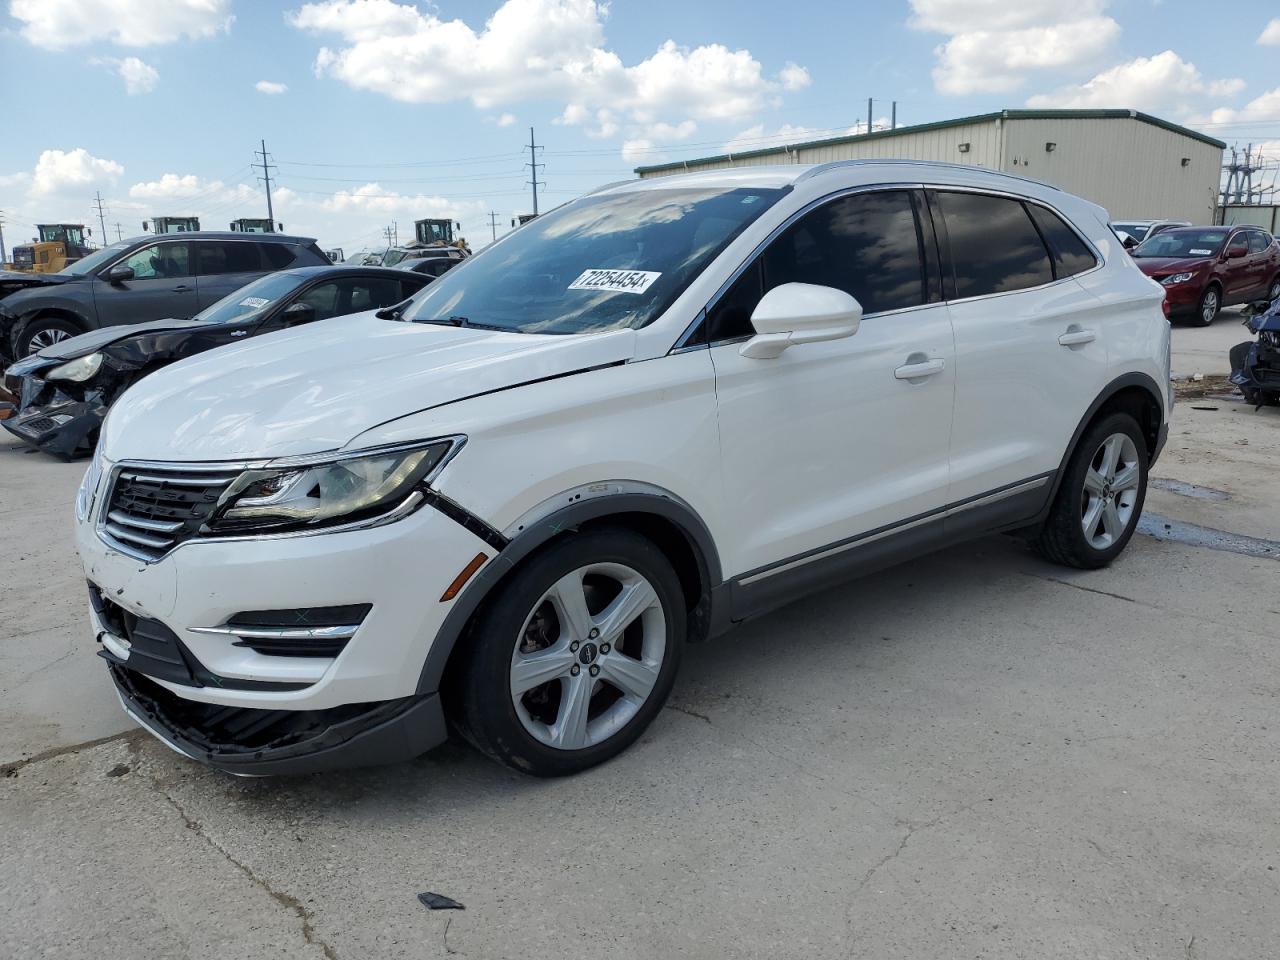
635;109;1225;224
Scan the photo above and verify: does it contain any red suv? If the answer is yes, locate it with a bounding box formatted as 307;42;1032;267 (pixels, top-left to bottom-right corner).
1132;225;1280;325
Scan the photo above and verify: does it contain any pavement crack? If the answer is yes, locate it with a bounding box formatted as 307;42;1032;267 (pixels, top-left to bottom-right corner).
2;730;142;777
157;785;338;960
442;916;464;957
664;703;712;724
1021;573;1138;604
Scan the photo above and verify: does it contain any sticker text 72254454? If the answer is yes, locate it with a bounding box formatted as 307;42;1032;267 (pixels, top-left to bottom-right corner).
568;269;662;295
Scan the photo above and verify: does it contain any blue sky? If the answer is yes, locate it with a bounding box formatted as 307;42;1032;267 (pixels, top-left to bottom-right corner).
3;0;1280;254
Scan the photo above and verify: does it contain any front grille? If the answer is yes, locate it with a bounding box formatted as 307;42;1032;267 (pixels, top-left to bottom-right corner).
102;464;242;559
15;415;61;435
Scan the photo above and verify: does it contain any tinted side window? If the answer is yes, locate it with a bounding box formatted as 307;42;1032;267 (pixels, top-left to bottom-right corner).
296;281;341;320
196;241;264;275
762;191;925;315
400;278;428;299
936;192;1053;298
120;242;191;279
1028;205;1098;277
705;260;764;342
346;277;404;313
1248;231;1270;254
261;244;298;269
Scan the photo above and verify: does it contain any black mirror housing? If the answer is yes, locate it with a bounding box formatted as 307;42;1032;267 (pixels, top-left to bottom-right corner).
282;302;317;326
107;264;135;284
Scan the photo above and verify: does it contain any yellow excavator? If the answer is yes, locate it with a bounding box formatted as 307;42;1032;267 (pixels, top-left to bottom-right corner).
6;224;93;273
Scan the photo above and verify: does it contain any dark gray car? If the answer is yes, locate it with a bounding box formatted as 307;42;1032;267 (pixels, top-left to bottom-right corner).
0;231;328;361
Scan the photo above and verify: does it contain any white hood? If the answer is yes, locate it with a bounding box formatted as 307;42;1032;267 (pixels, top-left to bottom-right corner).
101;312;636;461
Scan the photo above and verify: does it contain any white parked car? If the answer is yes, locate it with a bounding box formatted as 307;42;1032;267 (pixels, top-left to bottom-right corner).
77;161;1171;777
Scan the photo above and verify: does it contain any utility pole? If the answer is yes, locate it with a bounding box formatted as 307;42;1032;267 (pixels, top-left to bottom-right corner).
382;224;396;247
526;127;545;216
392;220;398;246
255;138;277;232
488;210;500;242
0;210;6;264
891;100;897;131
867;98;873;134
93;191;108;245
113;222;123;242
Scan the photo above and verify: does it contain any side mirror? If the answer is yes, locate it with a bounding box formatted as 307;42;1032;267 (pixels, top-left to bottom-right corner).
106;264;134;285
1227;245;1248;259
281;302;317;326
740;283;863;359
1122;235;1139;250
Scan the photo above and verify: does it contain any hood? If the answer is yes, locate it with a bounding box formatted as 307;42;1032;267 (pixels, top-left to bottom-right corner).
102;312;636;461
1133;256;1213;276
0;270;77;300
34;317;210;361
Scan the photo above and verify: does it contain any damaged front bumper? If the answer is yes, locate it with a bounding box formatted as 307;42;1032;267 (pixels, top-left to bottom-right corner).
1;366;105;458
111;664;447;776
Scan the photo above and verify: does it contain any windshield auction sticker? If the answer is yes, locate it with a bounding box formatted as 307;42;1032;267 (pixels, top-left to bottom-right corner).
569;269;661;295
238;296;271;308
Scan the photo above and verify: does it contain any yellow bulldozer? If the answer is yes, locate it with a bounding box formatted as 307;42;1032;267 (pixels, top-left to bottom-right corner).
6;224;93;273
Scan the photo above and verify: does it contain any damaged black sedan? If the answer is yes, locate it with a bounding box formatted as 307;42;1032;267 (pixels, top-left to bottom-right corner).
2;265;428;458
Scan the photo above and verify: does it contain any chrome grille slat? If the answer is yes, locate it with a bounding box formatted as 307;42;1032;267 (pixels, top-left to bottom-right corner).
107;510;184;533
102;464;241;561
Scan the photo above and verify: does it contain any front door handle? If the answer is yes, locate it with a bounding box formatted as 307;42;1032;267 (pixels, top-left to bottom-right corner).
894;357;946;380
1058;328;1096;346
171;284;192;292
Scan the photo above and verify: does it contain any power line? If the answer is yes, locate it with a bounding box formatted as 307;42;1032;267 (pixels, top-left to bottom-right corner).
526;127;545;216
255;139;277;232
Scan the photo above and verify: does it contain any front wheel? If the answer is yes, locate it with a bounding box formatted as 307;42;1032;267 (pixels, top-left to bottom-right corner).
451;528;685;776
18;315;84;356
1035;413;1148;569
1193;286;1220;326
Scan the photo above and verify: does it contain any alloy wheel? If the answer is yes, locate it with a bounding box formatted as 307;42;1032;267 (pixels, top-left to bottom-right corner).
510;561;666;750
1080;433;1140;550
1201;290;1219;324
27;328;71;353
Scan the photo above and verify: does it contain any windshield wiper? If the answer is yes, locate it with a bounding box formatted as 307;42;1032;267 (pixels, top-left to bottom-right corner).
416;315;511;332
375;297;413;321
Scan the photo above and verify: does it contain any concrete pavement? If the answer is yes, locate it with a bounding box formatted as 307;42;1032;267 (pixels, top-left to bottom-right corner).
2;321;1278;959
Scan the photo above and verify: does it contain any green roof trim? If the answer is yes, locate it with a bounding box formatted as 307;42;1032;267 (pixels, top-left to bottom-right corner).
633;109;1226;175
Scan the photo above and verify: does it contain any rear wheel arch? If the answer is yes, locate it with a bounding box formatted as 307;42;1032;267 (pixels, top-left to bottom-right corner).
419;491;722;698
1042;373;1164;511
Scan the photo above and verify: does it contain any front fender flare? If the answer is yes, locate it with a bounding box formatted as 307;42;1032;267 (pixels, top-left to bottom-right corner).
415;490;722;695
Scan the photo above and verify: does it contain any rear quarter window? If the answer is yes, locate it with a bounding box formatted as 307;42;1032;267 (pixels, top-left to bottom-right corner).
1028;205;1098;277
260;244;299;269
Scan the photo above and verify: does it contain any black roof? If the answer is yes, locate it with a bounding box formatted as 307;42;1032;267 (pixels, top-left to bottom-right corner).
120;230;317;244
276;264;423;279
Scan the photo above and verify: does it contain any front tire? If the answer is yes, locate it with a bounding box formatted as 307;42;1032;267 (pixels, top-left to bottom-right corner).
451;528;685;776
18;315;84;356
1193;286;1220;327
1035;412;1148;569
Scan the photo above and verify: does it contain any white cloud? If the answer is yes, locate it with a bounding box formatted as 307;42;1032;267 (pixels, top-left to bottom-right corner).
496;112;516;127
0;171;32;188
290;0;807;155
1028;51;1245;113
128;173;239;201
721;118;891;155
29;148;124;196
10;0;233;50
92;56;160;94
1259;18;1280;46
909;0;1120;95
1208;87;1280;126
255;80;289;95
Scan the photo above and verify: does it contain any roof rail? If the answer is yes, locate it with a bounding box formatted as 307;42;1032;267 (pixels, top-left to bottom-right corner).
795;158;1064;192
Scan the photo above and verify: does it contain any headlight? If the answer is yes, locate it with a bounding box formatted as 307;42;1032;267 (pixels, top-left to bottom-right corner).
1160;272;1195;286
209;438;462;535
76;435;106;522
47;352;103;382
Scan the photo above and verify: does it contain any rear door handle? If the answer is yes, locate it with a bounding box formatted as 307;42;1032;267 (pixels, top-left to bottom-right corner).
1058;329;1096;346
171;284;192;292
894;358;946;380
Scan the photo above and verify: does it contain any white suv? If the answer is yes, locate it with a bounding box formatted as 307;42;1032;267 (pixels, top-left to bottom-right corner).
77;161;1171;777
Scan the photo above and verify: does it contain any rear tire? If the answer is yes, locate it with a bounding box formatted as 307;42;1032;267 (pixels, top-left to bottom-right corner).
1193;286;1220;327
17;315;84;356
1268;276;1280;303
1034;412;1148;570
451;528;685;776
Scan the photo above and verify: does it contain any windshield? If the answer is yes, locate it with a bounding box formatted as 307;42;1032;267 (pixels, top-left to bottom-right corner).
1113;223;1149;242
1133;229;1228;258
60;240;132;275
402;186;786;335
193;271;306;324
382;248;410;267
